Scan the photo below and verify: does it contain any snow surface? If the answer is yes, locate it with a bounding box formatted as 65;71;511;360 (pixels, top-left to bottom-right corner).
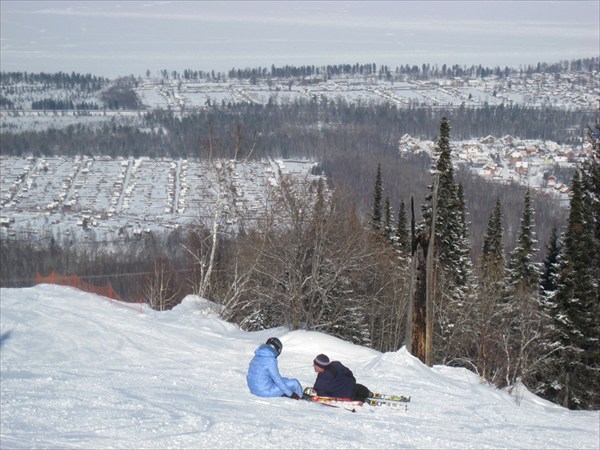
1;285;598;449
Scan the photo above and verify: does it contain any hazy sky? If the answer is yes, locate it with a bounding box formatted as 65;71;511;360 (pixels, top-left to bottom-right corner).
1;1;599;78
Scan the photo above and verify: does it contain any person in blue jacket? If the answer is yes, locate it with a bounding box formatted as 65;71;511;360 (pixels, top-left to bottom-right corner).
311;354;373;401
246;337;303;399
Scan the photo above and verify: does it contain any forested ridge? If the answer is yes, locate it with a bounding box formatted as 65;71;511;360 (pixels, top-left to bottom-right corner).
1;63;598;410
2;101;594;155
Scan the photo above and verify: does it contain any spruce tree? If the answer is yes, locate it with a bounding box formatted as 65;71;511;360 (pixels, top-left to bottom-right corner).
539;227;561;302
384;195;393;240
482;198;505;274
529;226;562;402
395;200;409;253
476;198;506;383
579;120;600;302
503;188;542;387
547;171;599;409
421;117;473;363
454;184;474;292
430;117;464;275
372;163;383;230
506;189;539;290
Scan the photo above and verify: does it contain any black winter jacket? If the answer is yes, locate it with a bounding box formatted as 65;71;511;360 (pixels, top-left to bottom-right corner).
313;361;356;398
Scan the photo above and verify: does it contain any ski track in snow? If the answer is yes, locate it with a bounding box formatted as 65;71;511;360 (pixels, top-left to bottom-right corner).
1;284;598;449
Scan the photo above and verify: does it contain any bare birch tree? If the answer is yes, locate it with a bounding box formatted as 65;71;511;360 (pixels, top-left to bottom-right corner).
144;258;180;311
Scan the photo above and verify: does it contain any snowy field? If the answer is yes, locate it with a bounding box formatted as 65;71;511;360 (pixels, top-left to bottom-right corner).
1;284;598;449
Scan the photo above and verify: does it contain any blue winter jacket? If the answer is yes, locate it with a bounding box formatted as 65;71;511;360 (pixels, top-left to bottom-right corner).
313;361;356;398
247;344;301;397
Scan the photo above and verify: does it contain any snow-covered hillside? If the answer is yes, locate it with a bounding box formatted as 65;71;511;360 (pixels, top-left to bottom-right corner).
1;285;598;449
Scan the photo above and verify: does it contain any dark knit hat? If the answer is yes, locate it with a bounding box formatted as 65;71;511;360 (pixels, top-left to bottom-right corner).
313;354;330;369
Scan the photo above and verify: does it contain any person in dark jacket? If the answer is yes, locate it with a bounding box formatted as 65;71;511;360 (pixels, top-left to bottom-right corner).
246;337;303;399
311;354;373;401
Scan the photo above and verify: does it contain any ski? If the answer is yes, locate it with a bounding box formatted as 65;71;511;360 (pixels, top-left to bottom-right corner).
365;394;410;410
365;398;408;410
304;395;363;407
301;389;410;412
369;393;411;402
302;394;362;412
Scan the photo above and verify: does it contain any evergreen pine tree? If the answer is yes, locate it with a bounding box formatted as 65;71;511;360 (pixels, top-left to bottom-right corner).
503;188;542;388
547;171;599;409
530;227;563;401
421;117;474;363
384;195;393;239
430;117;463;273
476;198;507;382
372;163;383;230
506;189;539;290
482;198;505;274
395;200;409;253
454;184;474;291
540;227;561;302
579;120;600;302
528;226;562;402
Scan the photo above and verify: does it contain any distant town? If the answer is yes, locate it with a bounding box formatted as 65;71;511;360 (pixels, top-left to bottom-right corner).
1;65;597;133
134;69;597;111
401;132;588;203
1;64;597;241
0;127;586;242
0;156;321;242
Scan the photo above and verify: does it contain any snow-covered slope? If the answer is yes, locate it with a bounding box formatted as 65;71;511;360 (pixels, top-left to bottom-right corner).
1;285;598;449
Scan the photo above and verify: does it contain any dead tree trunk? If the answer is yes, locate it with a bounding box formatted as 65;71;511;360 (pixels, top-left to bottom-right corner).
406;172;437;367
406;196;428;363
425;175;439;367
407;240;428;362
